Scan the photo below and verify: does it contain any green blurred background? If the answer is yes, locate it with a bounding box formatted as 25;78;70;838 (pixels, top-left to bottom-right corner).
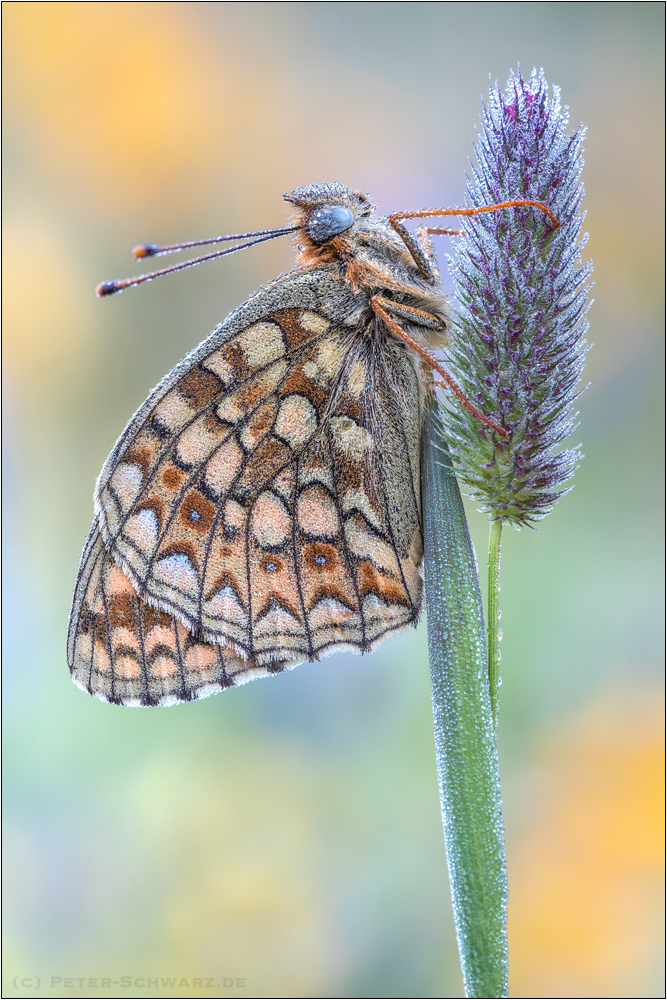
3;3;664;997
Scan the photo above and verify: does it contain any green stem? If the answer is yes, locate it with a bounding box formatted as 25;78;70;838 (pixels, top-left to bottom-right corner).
421;397;508;998
487;519;503;725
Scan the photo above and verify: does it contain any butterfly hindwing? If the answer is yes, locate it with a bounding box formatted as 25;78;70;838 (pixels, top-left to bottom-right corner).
67;518;292;706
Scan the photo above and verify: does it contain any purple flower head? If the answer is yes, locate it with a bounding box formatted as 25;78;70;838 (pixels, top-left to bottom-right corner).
445;69;592;526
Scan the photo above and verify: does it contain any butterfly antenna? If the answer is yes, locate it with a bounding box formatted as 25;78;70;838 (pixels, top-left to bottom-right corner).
132;226;300;259
97;226;299;297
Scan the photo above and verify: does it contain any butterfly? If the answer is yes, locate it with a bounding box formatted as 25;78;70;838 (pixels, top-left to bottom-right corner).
68;182;551;706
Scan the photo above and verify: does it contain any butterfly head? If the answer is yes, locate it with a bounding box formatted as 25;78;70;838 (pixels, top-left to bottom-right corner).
284;182;375;265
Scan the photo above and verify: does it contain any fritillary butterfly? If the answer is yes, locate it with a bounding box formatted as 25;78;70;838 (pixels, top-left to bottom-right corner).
68;182;549;706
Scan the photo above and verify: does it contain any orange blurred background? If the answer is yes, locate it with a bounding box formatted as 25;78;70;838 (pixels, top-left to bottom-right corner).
3;4;664;997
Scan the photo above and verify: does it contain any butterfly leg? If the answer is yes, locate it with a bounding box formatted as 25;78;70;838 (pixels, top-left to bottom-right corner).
387;200;558;285
423;226;463;236
386;218;438;284
370;295;506;436
371;296;445;331
387;222;462;286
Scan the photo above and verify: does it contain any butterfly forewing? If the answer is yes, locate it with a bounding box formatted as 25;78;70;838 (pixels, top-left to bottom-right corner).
71;267;427;704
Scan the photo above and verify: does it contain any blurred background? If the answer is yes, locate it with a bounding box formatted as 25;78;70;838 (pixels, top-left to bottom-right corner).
3;3;664;997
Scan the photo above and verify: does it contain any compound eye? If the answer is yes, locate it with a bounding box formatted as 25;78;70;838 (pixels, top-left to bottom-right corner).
306;204;355;244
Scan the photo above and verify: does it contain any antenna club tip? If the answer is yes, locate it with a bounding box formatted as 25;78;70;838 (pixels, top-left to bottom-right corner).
132;243;159;259
96;280;120;297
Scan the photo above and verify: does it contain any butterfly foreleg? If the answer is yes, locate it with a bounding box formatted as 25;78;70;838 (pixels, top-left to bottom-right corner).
383;218;455;285
386;217;438;284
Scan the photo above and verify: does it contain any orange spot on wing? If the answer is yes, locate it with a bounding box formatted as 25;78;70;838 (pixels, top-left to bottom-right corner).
275;309;315;348
107;593;138;629
140;603;173;631
162;466;183;489
243;399;277;443
221;342;249;379
357;559;409;606
235;380;270;411
179;491;216;533
107;564;137;594
177;366;224;407
260;554;284;574
303;542;339;572
280;367;328;415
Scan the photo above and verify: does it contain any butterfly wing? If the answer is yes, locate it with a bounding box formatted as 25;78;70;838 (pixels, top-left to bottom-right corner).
70;267;426;703
67;518;291;705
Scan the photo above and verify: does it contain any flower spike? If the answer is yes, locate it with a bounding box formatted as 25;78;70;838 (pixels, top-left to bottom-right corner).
445;68;592;526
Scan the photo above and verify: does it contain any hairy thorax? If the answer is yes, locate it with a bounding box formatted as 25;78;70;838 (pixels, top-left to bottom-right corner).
287;189;451;358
